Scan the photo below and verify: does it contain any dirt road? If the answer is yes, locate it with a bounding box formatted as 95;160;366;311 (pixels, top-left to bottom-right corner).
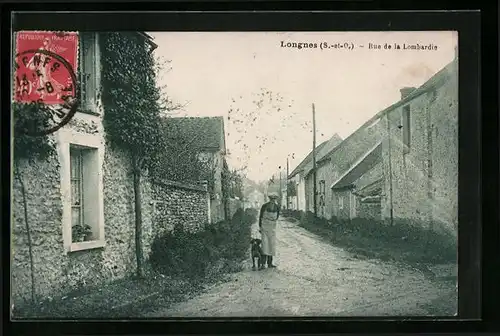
145;218;456;317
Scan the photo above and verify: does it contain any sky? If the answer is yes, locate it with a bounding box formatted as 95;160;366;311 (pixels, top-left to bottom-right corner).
149;31;457;183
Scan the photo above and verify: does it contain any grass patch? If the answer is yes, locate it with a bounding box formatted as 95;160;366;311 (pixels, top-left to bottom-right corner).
282;210;457;265
13;208;257;319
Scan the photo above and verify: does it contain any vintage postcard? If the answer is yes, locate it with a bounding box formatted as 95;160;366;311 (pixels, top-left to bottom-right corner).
11;30;458;318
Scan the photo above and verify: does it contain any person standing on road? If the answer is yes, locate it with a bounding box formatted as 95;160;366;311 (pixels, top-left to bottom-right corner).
259;193;280;268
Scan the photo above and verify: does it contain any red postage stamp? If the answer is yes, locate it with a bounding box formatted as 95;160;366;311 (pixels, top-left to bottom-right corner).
14;31;79;105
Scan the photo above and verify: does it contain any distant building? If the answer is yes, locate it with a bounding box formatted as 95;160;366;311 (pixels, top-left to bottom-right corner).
314;119;384;221
287;139;336;212
291;54;458;237
300;134;345;216
161;116;227;223
245;189;265;209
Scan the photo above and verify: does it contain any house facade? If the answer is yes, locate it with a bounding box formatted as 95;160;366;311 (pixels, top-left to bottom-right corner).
323;119;385;221
11;32;214;308
380;56;458;236
11;32;160;305
294;53;458;237
161;116;227;223
301;134;349;217
287;141;329;212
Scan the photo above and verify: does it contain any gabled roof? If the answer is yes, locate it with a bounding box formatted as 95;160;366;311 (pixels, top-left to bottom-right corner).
317;58;457;165
355;177;383;197
288;140;328;178
331;141;382;189
161;116;226;152
302;133;343;177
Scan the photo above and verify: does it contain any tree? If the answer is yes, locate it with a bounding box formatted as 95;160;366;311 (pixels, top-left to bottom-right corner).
226;88;295;174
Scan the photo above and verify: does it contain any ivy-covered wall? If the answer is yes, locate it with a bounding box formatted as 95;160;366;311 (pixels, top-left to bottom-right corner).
11;112;143;304
10;32;210;307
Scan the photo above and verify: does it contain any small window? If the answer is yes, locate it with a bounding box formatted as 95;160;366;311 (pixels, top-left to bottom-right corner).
338;195;344;209
79;32;99;113
402;105;411;153
70;145;101;244
319;180;326;194
70;148;84;230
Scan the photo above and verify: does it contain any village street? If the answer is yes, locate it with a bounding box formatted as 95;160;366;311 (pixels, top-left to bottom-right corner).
144;217;456;317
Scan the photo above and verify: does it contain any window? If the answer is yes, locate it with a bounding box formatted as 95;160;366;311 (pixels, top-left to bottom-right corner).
59;130;105;253
402;105;411;153
319;180;326;194
338;195;344;209
70;145;102;245
79;32;100;113
70;148;84;235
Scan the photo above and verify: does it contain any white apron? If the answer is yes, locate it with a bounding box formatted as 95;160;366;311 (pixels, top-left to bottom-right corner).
261;208;278;256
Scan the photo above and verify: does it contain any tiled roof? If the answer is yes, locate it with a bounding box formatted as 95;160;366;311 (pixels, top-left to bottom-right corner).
161;116;226;151
288;140;329;178
330;142;382;189
302;134;343;177
317;58;457;164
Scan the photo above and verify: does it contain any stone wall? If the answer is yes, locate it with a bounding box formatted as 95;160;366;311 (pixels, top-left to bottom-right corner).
11;114;211;307
210;198;225;223
357;201;382;220
331;189;353;220
149;179;209;238
381;60;458;236
11;113;140;305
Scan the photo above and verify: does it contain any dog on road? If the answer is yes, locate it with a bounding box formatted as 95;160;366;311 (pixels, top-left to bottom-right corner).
250;238;265;270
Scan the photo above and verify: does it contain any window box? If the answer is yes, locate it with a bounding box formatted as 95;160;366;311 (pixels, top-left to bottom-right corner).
69;240;105;253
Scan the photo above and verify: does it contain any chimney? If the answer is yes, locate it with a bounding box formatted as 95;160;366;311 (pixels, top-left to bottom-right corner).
400;87;416;100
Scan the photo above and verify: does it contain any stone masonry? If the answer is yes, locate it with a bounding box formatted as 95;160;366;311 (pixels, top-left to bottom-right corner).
11;115;211;306
381;58;458;237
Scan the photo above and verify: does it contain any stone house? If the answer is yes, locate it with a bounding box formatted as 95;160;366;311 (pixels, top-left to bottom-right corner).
301;134;346;216
161;116;227;223
287;141;329;212
333;54;458;236
379;55;458;236
329;136;383;221
295;52;457;237
313;119;385;221
11;32;211;307
299;53;458;237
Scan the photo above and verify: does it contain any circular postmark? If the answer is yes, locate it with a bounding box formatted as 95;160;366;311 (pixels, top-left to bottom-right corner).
14;44;80;136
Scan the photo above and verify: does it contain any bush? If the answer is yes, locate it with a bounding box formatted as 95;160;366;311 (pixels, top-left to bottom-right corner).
149;207;255;280
244;208;259;222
